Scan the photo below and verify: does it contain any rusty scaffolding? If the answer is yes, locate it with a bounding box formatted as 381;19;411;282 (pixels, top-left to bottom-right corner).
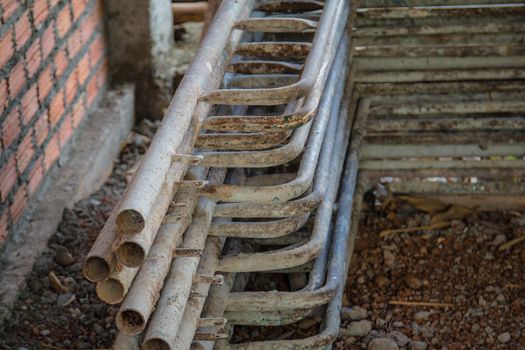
83;1;525;349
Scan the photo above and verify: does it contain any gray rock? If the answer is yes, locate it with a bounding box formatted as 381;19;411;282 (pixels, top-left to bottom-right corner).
348;320;373;337
376;318;387;329
497;332;511;344
414;311;430;320
408;341;428;350
341;306;368;321
54;246;75;266
392;321;404;328
388;331;410;346
383;250;396;267
368;338;399;350
492;234;507;246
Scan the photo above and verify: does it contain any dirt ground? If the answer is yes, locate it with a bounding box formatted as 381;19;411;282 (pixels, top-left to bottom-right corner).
335;196;525;350
0;136;523;350
0;130;148;350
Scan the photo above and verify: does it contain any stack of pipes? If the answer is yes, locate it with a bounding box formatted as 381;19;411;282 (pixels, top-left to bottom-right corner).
82;1;357;349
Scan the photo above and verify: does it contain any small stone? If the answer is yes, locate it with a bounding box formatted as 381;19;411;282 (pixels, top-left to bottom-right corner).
93;323;105;334
393;321;404;328
471;324;481;333
388;331;410;346
492;234;507;246
376;318;387;329
497;332;511;344
405;275;422;290
408;341;428;350
17;348;29;350
376;275;390;288
414;311;430;321
496;294;506;304
57;293;76;307
341;306;368;321
54;246;75;266
348;320;373;337
40;329;50;336
368;338;399;350
383;250;395;267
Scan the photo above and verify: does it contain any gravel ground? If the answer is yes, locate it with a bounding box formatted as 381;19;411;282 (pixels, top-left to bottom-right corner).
335;195;525;350
0;130;148;350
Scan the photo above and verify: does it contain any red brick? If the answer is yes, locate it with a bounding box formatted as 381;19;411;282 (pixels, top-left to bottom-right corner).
54;46;68;79
32;0;49;28
80;5;102;43
2;106;21;148
77;53;90;85
34;111;49;146
14;12;31;50
58;118;73;148
71;0;88;20
0;211;8;245
20;85;38;125
10;184;27;223
48;89;65;126
88;34;105;67
37;65;53;103
1;0;19;20
56;5;72;38
0;155;16;201
0;28;13;67
95;59;108;88
28;157;44;195
15;130;33;173
44;134;60;170
25;37;42;78
64;70;78;104
0;79;7;115
41;24;55;59
71;97;85;128
86;74;98;106
8;62;25;98
67;31;82;59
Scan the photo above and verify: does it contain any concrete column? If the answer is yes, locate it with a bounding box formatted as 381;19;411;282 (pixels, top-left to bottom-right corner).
105;0;174;119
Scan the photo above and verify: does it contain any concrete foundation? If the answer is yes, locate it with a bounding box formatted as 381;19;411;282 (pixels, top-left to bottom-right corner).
105;0;175;119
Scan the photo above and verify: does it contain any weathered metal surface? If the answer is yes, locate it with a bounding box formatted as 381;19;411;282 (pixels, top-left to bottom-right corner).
202;0;345;107
115;0;252;234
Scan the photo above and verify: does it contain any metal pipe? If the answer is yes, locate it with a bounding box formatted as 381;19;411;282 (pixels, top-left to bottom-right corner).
115;0;252;234
142;169;226;349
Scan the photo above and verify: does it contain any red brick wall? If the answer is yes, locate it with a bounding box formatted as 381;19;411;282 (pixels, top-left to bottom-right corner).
0;0;108;247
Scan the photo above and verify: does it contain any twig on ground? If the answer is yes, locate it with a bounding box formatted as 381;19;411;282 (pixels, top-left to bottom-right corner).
379;221;450;238
498;235;525;251
389;300;453;308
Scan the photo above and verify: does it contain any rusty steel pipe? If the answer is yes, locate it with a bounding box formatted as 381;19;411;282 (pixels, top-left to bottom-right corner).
115;0;252;234
114;171;208;334
96;264;138;305
201;0;345;106
142;170;226;349
217;46;350;273
202;1;349;133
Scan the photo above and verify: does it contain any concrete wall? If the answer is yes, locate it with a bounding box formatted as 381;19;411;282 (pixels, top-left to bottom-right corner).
105;0;174;119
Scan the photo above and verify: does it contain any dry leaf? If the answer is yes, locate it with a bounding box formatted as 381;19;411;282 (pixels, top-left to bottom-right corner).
498;235;525;251
431;205;473;224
